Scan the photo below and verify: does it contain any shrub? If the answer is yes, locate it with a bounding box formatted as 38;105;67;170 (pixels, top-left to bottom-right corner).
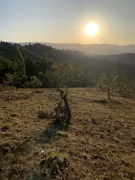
29;76;42;88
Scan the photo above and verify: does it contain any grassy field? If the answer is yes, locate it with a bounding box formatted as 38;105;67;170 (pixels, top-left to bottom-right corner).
0;88;135;180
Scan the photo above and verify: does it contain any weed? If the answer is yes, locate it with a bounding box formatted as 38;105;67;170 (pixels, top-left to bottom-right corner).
40;152;70;178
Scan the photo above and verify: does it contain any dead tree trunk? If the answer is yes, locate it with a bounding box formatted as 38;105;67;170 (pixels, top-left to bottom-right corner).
55;88;71;126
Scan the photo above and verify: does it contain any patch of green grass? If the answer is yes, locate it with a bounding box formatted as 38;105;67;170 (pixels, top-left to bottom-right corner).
56;131;68;137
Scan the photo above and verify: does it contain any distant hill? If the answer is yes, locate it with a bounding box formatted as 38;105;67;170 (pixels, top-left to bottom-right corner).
20;43;135;56
45;43;135;56
1;42;135;77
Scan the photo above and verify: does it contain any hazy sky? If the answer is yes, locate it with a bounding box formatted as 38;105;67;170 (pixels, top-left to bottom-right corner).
0;0;135;44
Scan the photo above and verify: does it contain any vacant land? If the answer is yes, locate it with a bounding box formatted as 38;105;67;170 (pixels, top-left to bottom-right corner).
0;88;135;180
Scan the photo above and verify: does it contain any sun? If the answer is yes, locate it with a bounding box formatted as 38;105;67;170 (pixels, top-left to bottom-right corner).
84;22;99;37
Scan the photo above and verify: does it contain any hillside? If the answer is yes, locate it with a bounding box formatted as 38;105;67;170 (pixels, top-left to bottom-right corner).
0;42;135;77
0;88;135;179
93;53;135;77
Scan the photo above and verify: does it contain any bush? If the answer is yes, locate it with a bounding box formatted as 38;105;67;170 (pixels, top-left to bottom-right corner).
29;76;42;88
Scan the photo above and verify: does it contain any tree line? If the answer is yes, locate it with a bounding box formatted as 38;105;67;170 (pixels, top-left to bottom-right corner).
0;44;95;88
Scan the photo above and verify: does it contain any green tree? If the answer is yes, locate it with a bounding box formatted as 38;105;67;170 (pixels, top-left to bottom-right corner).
36;53;54;74
5;72;23;87
115;72;135;98
13;46;27;86
47;62;76;88
25;58;37;77
29;76;42;88
0;56;16;83
97;72;118;101
5;73;15;85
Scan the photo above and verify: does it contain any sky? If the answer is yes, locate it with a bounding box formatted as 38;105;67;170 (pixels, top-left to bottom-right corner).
0;0;135;44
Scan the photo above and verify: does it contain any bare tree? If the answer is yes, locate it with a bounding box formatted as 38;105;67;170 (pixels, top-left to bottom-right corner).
54;87;71;126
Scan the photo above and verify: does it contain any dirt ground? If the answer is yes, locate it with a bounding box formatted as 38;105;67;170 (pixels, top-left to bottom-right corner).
0;88;135;180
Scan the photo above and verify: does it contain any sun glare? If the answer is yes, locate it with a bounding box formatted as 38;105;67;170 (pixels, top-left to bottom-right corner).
84;22;99;37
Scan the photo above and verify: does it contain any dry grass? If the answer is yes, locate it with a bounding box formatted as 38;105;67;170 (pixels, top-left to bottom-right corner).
0;88;135;180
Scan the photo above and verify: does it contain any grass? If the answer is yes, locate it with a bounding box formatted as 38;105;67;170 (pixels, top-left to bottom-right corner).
0;88;135;180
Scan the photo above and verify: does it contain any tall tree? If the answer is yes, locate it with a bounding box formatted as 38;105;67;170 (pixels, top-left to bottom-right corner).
13;46;27;87
14;46;26;77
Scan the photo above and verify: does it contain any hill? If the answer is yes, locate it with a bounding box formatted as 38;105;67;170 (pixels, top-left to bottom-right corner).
0;42;135;77
46;43;135;56
20;43;135;55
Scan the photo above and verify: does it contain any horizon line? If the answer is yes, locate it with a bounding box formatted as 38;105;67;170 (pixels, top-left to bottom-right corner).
1;40;135;46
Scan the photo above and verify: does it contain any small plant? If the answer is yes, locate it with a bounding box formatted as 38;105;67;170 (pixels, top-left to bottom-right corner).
40;152;70;177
